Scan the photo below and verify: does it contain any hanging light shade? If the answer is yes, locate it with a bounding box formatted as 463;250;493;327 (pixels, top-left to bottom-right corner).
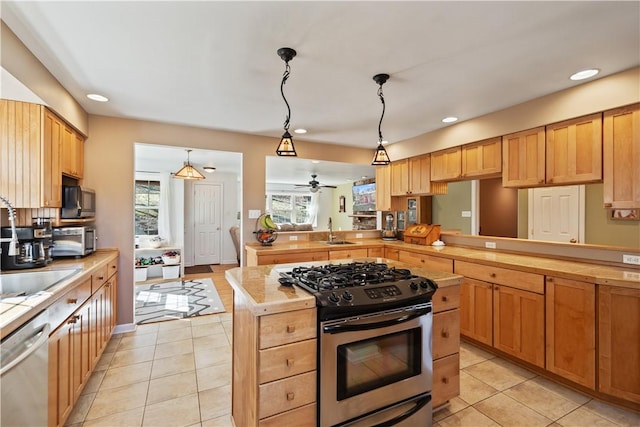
173;149;205;180
276;47;297;156
371;73;391;166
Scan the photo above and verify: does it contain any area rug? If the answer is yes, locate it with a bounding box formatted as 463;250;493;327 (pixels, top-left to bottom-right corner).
184;265;214;274
135;278;225;324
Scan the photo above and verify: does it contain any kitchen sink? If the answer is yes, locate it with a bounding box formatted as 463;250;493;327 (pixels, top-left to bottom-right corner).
326;241;355;245
0;269;79;300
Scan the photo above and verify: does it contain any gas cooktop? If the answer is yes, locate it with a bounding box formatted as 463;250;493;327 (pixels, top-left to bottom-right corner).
278;262;438;319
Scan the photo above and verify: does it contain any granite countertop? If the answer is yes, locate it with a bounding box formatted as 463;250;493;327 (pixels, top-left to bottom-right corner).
0;249;119;339
225;257;464;316
246;240;640;289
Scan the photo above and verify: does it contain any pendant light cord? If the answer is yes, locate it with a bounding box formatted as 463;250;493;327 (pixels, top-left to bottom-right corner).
377;85;386;142
281;63;291;131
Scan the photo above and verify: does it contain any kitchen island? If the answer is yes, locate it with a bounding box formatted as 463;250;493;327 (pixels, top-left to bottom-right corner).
225;258;463;427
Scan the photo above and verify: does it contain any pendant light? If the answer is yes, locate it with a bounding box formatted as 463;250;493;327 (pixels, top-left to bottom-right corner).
276;47;297;156
173;149;205;180
371;73;391;166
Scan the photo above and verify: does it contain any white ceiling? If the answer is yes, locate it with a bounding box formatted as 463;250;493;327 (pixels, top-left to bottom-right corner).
3;1;639;184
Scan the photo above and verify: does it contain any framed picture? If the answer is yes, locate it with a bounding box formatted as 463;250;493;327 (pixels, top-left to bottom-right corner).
339;195;346;212
610;209;640;220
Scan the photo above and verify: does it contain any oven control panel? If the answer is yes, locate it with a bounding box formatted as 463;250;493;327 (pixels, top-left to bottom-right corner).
365;285;401;299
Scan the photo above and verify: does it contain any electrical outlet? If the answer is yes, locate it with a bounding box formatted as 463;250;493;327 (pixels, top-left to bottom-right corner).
289;235;298;241
624;271;640;280
356;233;363;238
461;211;471;218
623;254;640;265
485;241;496;249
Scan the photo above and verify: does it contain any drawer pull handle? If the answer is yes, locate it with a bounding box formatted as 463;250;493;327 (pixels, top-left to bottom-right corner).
67;315;80;324
98;276;104;280
68;298;78;304
547;277;553;282
442;377;449;384
286;325;296;333
490;273;496;278
286;358;295;367
442;296;448;302
441;331;450;338
286;392;295;401
111;265;116;269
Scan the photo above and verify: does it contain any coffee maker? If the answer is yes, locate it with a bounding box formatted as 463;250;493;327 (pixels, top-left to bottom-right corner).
1;226;48;270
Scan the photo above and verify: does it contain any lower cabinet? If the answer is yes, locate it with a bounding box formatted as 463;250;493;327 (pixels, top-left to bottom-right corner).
398;250;454;273
460;278;493;346
431;284;461;408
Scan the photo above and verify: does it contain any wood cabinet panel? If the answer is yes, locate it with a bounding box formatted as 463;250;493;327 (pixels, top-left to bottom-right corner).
598;285;640;403
259;309;317;349
432;285;460;313
258;251;329;266
461;137;502;179
431;147;462;182
367;247;384;258
455;260;544;294
48;320;73;427
71;301;92;401
375;164;392;211
42;109;63;208
48;278;92;331
259;403;316;427
433;309;460;359
258;371;316;419
493;284;544;368
61;127;84;178
545;276;595;388
409;154;433;194
502;127;546;187
432;354;460;408
546;113;602;184
384;247;400;261
391;159;410;196
460;278;493;346
603;103;640;209
328;248;368;260
259;339;317;384
398;250;453;273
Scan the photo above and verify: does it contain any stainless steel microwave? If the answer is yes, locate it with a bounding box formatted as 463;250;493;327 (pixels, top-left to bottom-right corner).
51;226;96;257
61;186;96;219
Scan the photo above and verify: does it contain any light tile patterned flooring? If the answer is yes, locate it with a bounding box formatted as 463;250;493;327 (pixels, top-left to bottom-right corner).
67;266;639;427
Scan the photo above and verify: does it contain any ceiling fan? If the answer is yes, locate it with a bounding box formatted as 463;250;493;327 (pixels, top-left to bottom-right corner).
295;174;337;193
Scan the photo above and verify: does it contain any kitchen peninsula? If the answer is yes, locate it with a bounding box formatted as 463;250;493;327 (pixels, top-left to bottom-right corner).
225;259;464;426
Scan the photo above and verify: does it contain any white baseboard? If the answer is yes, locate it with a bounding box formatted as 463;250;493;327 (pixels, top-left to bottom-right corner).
114;323;137;334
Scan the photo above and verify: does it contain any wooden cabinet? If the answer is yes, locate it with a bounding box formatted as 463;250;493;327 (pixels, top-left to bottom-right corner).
546;113;602;185
461;137;502;179
397;250;453;273
502;127;546;187
61;127;84;178
328;248;368;260
598;285;640;403
603;103;640;209
459;278;493;346
545;276;595;388
391;154;447;196
253;250;329;266
384;247;400;261
375;164;392;211
391;159;410;196
48;316;74;427
367;247;384;258
432;284;461;409
430;147;462;182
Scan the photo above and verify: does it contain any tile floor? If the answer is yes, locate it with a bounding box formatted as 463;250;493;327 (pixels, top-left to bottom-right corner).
66;268;639;427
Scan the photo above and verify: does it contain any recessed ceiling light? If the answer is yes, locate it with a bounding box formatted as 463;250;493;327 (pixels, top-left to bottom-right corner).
87;93;109;102
570;69;600;81
202;166;216;173
442;116;458;123
294;128;307;134
381;140;389;145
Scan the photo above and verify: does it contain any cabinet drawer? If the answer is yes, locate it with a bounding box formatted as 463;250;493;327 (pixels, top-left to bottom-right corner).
432;353;460;408
384;248;400;261
329;248;368;260
259;309;317;349
432;285;460;313
259;403;316;427
107;259;118;278
48;278;92;331
367;247;384;258
433;309;460;359
398;251;453;273
259;371;316;419
91;265;109;293
259;251;328;265
259;339;317;384
455;260;544;294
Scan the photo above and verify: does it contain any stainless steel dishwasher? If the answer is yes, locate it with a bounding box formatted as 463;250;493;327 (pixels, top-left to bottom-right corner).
1;310;50;427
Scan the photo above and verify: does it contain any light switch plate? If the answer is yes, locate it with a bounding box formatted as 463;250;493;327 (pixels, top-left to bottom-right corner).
461;211;471;218
248;210;261;219
356;233;363;238
289;235;298;241
623;254;640;265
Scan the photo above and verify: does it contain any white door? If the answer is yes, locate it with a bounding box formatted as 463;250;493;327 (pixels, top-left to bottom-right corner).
193;183;222;265
529;185;584;243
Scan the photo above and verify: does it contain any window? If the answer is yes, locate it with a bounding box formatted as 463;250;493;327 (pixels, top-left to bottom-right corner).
135;180;160;235
267;193;313;224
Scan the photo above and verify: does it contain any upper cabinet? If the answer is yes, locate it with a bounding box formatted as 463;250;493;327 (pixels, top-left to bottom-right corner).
391;154;447;196
546;113;602;185
430;147;462;182
603;103;640;209
502;127;546;187
61;126;84;179
432;137;502;182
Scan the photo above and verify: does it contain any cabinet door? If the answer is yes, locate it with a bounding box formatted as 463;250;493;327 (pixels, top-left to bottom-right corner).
460;278;493;346
603;103;640;209
42;109;63;208
546;277;595;388
90;284;105;368
432;354;460;409
461;137;502;179
375;164;392;211
546;113;602;185
72;302;92;401
409;154;431;194
49;321;74;427
391;159;409;196
493;284;544;368
598;285;640;402
61;126;84;178
502;127;545;187
384;247;400;261
430;147;462;182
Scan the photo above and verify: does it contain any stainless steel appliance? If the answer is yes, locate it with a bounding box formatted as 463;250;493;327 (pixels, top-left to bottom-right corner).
382;212;397;240
52;226;96;258
1;310;50;427
32;217;54;264
278;262;438;427
1;226;48;270
61;185;96;218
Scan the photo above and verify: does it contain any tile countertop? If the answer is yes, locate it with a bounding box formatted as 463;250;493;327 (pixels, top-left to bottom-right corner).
0;249;119;340
225;257;464;317
247;240;640;289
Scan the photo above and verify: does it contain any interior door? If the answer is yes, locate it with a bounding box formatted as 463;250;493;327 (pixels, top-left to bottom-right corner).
529;185;583;243
193;183;222;265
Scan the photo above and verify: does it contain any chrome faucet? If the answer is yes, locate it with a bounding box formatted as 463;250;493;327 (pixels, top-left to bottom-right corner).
328;217;336;243
0;195;19;256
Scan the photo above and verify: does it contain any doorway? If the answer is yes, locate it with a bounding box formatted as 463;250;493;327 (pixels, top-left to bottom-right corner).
529;185;585;243
190;182;222;265
479;178;518;238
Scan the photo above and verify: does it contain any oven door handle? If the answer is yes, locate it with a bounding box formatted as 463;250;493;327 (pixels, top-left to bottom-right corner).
322;307;431;334
371;393;431;427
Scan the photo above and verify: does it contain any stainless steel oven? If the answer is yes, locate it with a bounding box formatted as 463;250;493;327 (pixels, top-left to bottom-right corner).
320;303;432;427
